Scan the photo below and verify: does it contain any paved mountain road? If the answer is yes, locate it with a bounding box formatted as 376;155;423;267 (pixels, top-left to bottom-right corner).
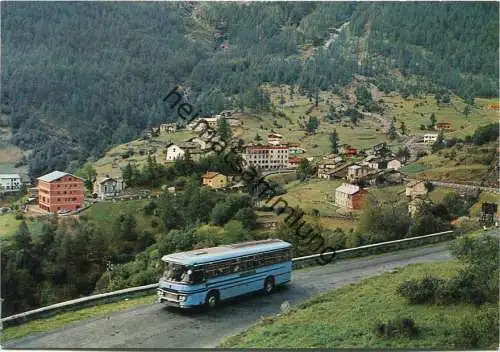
5;243;456;349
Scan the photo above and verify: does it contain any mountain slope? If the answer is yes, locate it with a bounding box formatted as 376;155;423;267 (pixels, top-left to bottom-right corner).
1;2;498;179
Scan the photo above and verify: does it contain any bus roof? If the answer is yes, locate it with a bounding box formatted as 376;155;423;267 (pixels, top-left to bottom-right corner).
161;239;292;266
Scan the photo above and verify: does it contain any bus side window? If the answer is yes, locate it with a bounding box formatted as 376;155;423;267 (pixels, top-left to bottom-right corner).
191;269;205;284
218;260;231;276
243;256;253;271
232;259;240;273
256;254;264;268
206;264;217;279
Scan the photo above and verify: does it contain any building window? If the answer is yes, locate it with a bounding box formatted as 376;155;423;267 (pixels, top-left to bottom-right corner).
57;198;60;201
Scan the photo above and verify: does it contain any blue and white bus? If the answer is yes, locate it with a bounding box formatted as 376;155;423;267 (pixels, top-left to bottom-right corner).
157;239;292;309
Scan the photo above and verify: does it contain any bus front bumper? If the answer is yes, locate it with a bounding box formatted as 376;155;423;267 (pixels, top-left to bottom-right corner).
157;289;194;308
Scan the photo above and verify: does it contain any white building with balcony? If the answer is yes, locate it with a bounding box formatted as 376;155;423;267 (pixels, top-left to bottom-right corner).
0;174;21;193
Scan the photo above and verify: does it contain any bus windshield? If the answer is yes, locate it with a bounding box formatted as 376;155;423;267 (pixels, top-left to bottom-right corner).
162;262;191;283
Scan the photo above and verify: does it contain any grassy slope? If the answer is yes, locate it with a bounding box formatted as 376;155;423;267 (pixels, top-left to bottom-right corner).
92;84;395;179
0;214;45;239
276;179;357;231
402;142;497;183
469;192;499;218
281;179;342;214
93;130;196;179
383;94;499;139
220;260;498;349
91;83;497;182
81;199;160;237
0;213;22;238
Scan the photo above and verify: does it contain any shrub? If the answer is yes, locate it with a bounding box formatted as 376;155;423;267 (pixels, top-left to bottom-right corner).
375;317;418;339
456;321;479;348
400;235;499;306
455;308;498;349
143;200;157;215
151;218;159;228
233;207;258;230
14;213;24;220
397;276;444;304
472;123;499;146
129;269;157;286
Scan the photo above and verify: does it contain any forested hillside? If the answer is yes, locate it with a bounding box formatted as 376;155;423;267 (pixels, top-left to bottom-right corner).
1;2;498;179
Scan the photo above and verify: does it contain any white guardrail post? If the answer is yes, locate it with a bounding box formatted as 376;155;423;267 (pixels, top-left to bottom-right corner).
1;230;454;327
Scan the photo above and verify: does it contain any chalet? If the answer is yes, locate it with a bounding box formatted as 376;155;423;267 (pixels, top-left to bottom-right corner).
340;146;358;157
200;117;220;129
316;158;349;179
436;122;452;130
368;142;390;157
187;137;209;150
346;165;369;183
424;134;438;144
160;123;177;133
93;176;125;200
335;183;367;210
387;159;402;170
405;180;428;198
362;155;386;170
380;169;404;185
328;155;344;164
288;157;302;168
165;143;185;162
186;116;220;130
317;162;339;179
267;133;283;146
0;174;21;193
178;142;205;161
201;172;228;189
346;147;357;157
145;127;160;138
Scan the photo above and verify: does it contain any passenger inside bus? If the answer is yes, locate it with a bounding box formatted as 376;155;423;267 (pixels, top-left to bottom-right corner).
163;262;190;283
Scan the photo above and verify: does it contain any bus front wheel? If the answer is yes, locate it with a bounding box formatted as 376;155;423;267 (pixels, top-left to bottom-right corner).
206;291;219;309
264;276;275;295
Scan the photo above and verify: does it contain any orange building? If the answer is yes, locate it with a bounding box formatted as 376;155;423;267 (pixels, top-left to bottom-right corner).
37;171;85;213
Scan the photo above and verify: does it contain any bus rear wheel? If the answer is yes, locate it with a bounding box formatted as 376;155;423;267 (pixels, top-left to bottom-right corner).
264;276;275;295
205;291;219;309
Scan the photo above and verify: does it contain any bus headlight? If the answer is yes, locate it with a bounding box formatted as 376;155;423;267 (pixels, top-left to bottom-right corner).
178;295;186;302
157;290;163;297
